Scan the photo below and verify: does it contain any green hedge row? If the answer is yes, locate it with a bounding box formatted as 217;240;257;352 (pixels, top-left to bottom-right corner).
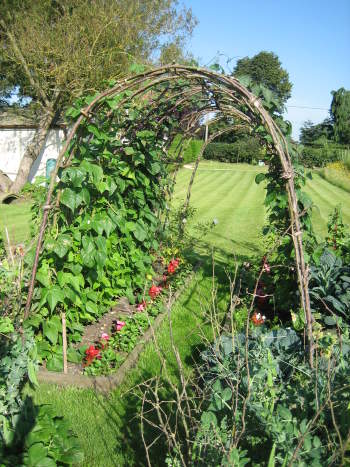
203;138;264;164
298;144;346;168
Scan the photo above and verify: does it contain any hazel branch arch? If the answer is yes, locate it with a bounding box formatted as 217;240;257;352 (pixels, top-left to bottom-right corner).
24;64;314;366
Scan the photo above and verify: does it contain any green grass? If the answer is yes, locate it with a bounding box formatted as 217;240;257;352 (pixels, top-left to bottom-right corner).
174;161;350;255
30;265;231;466
304;171;350;238
317;166;350;194
0;201;32;246
8;161;350;465
174;162;267;261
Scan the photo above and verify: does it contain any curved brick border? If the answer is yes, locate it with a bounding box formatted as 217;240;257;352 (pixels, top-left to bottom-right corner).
38;268;196;393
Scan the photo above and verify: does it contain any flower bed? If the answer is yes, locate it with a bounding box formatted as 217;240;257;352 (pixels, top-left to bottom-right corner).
37;257;193;385
82;257;189;376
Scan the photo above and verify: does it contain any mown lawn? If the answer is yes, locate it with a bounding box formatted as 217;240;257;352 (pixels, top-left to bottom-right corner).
174;161;350;250
0;201;32;247
10;162;350;465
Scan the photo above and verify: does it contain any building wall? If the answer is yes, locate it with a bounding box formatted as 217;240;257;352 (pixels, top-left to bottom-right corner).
0;127;65;182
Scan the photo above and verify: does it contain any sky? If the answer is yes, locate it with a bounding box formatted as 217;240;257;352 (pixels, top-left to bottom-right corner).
184;0;350;140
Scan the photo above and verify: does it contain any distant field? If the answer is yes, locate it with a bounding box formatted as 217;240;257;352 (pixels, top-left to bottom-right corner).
173;161;350;259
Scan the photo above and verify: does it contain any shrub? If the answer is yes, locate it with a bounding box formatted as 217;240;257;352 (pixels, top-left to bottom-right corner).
203;138;264;164
298;141;346;167
183;139;203;164
167;135;203;166
190;326;350;466
309;249;350;326
0;331;84;465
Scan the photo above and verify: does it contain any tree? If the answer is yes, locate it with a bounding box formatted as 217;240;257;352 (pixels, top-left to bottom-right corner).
233;51;292;109
330;87;350;145
0;0;195;193
299;118;334;145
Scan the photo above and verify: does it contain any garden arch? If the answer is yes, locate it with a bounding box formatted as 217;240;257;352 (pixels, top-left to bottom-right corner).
25;65;314;363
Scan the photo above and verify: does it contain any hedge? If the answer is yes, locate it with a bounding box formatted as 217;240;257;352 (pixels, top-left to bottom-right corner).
203;138;264;164
298;143;349;168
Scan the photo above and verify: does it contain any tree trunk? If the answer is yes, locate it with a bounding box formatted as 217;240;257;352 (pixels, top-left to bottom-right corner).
0;171;12;192
9;107;56;194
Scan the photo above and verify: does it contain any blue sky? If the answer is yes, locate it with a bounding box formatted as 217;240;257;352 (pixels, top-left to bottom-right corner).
185;0;350;139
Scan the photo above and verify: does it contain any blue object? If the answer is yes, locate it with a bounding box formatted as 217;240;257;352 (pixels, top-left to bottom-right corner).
46;158;57;180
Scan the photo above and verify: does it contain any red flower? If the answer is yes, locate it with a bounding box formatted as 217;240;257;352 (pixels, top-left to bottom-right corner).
149;285;162;300
84;345;101;365
251;311;266;326
167;258;180;275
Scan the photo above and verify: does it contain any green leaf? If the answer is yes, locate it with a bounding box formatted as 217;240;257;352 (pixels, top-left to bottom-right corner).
46;286;65;312
27;360;38;387
53;235;72;259
58;447;84;464
36;458;57;467
222;387;232;402
133;223;147;242
81;160;103;184
46;354;63;372
36;264;51;288
261;87;273;105
124;147;135;155
0;317;14;333
67;347;82;364
86;301;99;315
81;236;95;268
324;316;337;326
27;443;47;466
267;443;276;467
80;187;90;205
255;173;266;184
60;167;86;188
236;74;252;88
149;162;161;175
201;411;217;427
129;62;146;74
43;321;58;345
60;188;77;213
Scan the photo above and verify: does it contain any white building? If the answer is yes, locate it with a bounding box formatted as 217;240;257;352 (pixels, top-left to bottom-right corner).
0;110;66;183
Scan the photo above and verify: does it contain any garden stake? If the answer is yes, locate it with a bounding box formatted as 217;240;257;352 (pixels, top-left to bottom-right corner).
5;227;14;266
62;312;67;374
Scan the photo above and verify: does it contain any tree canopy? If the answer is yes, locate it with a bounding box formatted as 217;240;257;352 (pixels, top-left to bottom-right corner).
233;51;292;109
330;87;350;145
0;0;196;193
299;118;334;145
0;0;196;107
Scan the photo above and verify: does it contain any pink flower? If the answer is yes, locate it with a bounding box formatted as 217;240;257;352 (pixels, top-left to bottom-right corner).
263;262;271;273
101;333;109;341
137;301;147;312
115;320;126;332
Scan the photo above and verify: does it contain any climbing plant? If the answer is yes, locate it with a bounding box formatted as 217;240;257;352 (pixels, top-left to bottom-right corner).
24;64;315;366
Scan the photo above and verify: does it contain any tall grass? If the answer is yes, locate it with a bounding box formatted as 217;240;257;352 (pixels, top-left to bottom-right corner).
317;162;350;194
341;148;350;171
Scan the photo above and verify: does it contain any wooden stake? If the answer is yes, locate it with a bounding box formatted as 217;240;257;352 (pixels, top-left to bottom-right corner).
62;312;68;374
5;227;14;266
